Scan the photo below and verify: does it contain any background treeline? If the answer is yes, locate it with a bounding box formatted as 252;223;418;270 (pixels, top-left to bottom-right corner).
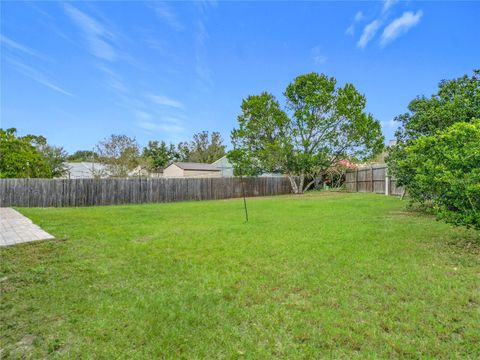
0;130;226;179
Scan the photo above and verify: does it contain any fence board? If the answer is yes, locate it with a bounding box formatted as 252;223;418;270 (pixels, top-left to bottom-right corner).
0;177;293;207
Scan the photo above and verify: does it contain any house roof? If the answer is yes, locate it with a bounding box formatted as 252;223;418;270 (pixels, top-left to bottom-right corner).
173;162;220;171
64;162;108;178
211;155;228;165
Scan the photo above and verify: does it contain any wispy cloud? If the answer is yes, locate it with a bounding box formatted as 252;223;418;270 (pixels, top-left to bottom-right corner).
0;35;52;62
355;11;364;22
346;25;355;36
382;0;399;14
346;11;364;36
1;35;39;57
195;20;213;89
194;2;216;92
311;46;327;65
381;10;423;46
146;94;183;108
97;65;128;94
357;20;381;49
151;2;184;31
141;92;186;134
137;120;184;134
134;110;153;120
5;56;73;96
64;4;117;61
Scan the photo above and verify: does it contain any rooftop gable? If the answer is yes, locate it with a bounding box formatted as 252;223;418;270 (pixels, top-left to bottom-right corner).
173;162;220;171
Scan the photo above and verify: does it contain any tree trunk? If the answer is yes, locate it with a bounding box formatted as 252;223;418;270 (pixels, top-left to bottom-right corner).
303;179;316;192
298;172;305;194
287;175;300;194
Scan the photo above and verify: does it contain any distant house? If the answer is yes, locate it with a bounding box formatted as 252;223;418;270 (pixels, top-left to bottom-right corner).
163;162;221;178
211;155;234;177
61;162;109;179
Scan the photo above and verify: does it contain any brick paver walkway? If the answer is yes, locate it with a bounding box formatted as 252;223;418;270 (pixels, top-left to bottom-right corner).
0;208;54;247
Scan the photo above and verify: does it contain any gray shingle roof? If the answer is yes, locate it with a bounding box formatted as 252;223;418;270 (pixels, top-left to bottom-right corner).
63;162;109;179
174;162;220;171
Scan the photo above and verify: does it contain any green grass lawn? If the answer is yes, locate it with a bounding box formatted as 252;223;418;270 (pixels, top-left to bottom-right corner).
1;192;479;358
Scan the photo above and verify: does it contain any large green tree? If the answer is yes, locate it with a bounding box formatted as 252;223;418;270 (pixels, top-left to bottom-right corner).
0;128;51;178
38;144;68;178
389;70;480;176
142;141;178;169
96;134;140;177
394;69;480;141
230;73;384;193
188;131;226;163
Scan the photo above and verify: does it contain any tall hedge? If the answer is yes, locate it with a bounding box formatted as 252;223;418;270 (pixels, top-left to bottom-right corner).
395;120;479;229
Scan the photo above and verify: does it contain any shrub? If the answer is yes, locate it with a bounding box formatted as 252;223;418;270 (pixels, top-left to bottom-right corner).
396;120;480;229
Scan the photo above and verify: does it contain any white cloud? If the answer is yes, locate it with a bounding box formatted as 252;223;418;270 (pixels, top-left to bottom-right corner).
346;11;365;36
64;4;117;61
357;20;381;49
97;66;128;94
160;116;183;124
381;10;423;46
1;35;40;57
5;56;73;96
346;24;355;36
135;107;185;133
382;0;399;14
195;19;213;89
151;2;184;31
381;119;397;127
146;94;183;108
137;121;184;133
354;11;364;22
311;46;327;65
134;111;153;120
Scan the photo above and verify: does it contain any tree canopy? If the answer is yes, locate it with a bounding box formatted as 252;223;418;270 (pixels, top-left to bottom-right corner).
387;69;480;229
230;72;384;193
37;144;68;178
188;131;226;164
0;128;53;178
142;141;178;170
96;134;140;177
394;69;480;141
67;150;97;162
142;132;226;169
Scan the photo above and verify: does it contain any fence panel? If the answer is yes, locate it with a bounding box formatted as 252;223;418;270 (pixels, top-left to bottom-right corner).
0;176;293;208
345;165;404;196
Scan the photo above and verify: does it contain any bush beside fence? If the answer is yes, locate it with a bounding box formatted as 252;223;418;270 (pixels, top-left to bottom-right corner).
0;177;292;207
345;165;404;196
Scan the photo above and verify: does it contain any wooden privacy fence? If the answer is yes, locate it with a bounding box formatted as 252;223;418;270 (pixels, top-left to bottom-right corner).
345;165;404;196
0;177;292;207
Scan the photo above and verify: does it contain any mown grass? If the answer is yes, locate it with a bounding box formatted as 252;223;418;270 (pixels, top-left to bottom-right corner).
1;192;479;358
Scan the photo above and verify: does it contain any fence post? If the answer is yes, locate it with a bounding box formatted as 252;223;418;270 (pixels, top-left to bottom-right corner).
355;169;358;192
385;166;390;196
370;167;374;192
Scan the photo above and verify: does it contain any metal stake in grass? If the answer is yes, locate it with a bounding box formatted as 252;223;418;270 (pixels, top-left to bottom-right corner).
238;165;249;222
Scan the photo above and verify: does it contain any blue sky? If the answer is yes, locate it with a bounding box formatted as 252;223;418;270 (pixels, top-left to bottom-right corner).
1;1;479;153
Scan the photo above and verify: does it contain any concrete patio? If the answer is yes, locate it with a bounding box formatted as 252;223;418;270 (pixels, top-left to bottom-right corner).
0;208;54;247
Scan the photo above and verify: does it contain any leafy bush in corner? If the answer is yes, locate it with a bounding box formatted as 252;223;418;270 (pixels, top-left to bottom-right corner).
396;120;480;229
